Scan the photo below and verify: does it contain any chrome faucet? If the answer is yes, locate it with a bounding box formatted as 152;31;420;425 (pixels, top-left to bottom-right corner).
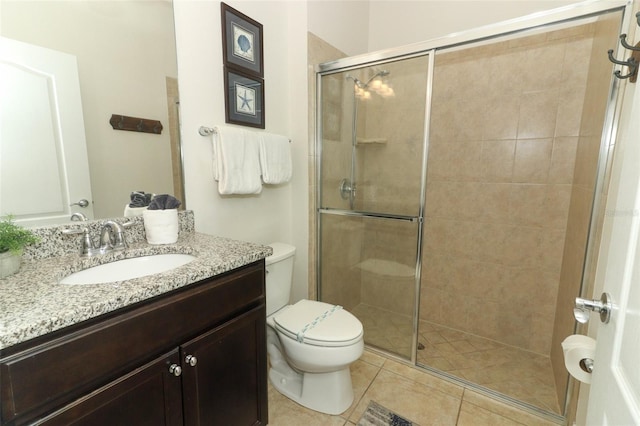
99;220;127;252
62;220;130;257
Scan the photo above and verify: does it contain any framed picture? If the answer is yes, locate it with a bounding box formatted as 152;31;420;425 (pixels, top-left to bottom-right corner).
224;67;265;129
221;2;263;77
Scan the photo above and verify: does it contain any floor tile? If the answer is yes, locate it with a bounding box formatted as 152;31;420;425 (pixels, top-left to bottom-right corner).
381;358;464;398
267;349;561;426
462;389;558;426
352;304;562;414
348;369;462;425
267;382;347;426
341;359;382;419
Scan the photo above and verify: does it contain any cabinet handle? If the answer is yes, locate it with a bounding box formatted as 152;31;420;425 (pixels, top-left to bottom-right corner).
185;355;198;367
169;363;182;377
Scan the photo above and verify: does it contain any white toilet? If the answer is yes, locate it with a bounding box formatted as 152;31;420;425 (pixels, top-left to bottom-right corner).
265;242;364;415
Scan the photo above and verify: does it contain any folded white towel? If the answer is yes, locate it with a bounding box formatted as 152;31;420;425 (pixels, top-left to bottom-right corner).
212;125;262;194
258;132;292;184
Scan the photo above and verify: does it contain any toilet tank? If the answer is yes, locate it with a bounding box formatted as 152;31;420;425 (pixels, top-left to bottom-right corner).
265;242;296;316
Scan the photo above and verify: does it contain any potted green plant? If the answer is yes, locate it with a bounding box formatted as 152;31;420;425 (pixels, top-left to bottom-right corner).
0;216;39;278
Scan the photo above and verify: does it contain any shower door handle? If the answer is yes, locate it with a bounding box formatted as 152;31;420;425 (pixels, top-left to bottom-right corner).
339;178;356;200
574;293;612;324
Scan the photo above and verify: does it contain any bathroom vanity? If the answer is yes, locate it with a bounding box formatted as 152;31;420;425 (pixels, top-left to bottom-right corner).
0;212;271;425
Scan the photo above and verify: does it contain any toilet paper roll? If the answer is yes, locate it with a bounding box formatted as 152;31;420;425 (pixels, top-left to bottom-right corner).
562;335;596;384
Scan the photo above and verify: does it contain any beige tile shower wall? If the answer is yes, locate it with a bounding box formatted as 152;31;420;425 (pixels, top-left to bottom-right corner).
550;14;622;418
355;56;429;216
360;218;420;314
355;56;429;315
421;25;596;355
320;214;365;311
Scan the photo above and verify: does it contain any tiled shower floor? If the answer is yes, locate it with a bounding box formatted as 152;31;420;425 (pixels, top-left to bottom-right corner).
351;304;561;415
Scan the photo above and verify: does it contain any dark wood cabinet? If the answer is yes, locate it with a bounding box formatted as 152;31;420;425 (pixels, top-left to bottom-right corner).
0;261;268;426
38;349;184;426
181;306;267;426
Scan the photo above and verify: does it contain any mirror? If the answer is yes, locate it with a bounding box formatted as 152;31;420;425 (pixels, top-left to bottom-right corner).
0;0;184;226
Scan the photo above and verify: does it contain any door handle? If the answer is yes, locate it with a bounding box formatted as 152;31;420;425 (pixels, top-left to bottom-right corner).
574;292;612;324
70;199;90;208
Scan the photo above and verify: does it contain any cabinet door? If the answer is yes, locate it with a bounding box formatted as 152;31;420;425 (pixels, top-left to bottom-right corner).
37;350;184;426
181;305;268;426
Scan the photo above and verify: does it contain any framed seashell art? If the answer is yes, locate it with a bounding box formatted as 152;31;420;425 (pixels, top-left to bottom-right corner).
221;2;264;78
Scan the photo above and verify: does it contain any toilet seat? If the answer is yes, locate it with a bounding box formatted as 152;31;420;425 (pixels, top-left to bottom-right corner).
273;299;363;347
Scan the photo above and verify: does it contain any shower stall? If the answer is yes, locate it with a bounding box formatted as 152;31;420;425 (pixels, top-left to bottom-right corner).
315;2;629;420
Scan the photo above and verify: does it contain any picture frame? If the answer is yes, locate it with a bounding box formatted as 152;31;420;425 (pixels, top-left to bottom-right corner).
221;2;263;77
224;67;265;129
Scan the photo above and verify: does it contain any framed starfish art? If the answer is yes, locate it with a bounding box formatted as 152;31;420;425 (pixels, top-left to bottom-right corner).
224;67;265;129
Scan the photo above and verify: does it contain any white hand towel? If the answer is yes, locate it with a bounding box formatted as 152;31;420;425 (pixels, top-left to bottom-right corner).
258;132;292;184
212;125;262;194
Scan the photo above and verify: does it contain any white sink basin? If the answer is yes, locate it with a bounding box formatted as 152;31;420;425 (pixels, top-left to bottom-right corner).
60;254;196;285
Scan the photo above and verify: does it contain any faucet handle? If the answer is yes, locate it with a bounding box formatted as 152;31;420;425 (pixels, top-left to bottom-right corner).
62;227;97;256
61;227;87;236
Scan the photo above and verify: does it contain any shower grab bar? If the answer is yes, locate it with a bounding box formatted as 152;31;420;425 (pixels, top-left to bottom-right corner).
318;207;421;223
199;125;291;142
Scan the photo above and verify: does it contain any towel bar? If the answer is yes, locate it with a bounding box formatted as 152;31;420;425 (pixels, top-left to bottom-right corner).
199;125;291;142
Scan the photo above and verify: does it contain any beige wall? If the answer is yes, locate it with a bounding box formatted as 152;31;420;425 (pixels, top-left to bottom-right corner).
174;1;309;305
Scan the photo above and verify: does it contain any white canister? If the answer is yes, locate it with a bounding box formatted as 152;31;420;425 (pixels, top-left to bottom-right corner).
0;250;21;278
142;209;179;244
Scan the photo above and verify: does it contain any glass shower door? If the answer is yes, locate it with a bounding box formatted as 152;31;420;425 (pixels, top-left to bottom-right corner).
317;55;430;359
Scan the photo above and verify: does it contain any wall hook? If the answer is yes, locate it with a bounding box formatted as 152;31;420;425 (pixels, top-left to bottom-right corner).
608;31;640;83
608;49;638;81
619;34;640;51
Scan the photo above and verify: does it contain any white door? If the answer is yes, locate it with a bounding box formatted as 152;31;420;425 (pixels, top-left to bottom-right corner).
585;75;640;422
0;37;94;225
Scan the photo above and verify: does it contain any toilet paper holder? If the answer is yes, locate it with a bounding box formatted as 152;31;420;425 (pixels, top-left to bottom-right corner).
574;292;612;324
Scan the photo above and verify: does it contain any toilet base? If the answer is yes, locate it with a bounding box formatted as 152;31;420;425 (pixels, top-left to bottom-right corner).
269;366;354;415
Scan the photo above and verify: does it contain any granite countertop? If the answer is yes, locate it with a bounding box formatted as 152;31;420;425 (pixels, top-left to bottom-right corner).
0;232;272;351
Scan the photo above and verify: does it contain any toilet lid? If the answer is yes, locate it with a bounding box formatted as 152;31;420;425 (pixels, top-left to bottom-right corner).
273;299;363;347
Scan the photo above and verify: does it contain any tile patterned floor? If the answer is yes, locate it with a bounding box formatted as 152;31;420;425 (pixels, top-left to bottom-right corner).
267;350;561;426
349;304;561;415
417;321;560;414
